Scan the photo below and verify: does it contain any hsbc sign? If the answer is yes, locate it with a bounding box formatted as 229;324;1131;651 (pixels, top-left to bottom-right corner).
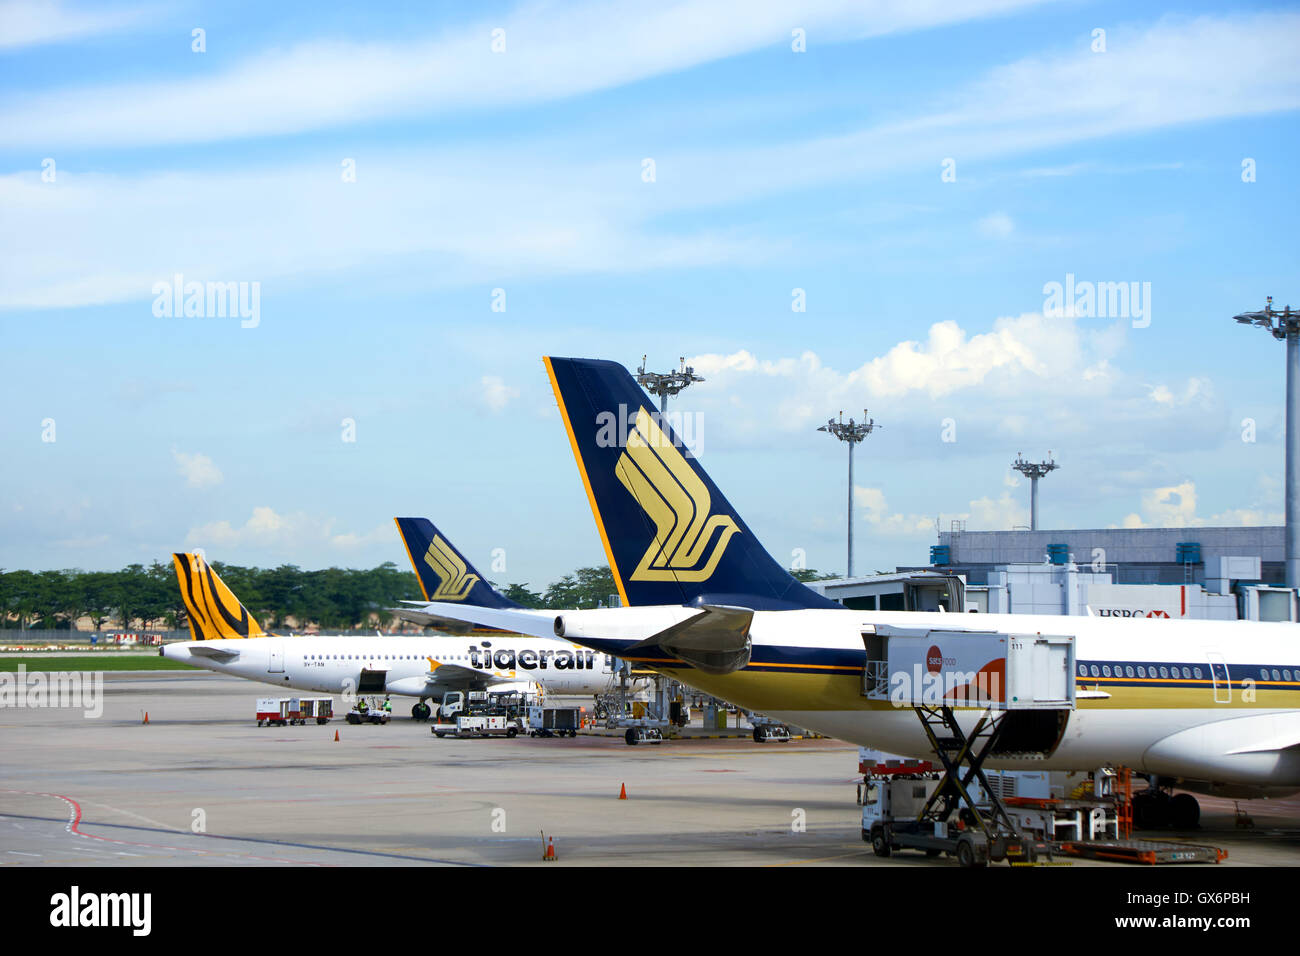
1095;608;1174;618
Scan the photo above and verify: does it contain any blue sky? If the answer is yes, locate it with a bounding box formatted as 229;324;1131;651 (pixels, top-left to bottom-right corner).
1;0;1298;590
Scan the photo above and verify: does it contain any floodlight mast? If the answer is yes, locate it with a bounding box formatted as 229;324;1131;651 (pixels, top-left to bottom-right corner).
635;356;704;414
1012;453;1059;532
1232;297;1300;588
818;410;878;578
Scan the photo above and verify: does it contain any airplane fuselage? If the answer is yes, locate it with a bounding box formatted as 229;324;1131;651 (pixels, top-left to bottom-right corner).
476;603;1300;796
162;634;619;699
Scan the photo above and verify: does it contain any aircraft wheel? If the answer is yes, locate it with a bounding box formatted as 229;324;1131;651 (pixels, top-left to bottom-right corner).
625;728;639;746
1134;791;1169;829
1170;793;1200;829
752;726;764;743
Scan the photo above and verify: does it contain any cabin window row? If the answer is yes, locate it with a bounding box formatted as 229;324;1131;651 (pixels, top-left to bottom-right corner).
1257;668;1295;682
1077;663;1202;680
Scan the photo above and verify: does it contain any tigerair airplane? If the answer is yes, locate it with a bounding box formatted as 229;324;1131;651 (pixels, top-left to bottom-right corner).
162;533;621;719
406;356;1300;826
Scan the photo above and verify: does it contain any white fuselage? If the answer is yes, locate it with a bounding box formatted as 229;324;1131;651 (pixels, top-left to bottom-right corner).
162;633;619;699
446;602;1300;795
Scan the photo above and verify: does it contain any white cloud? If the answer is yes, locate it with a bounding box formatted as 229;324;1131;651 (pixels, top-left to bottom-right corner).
4;13;1297;313
0;1;149;50
172;450;223;489
186;506;390;555
977;212;1014;238
686;311;1219;456
480;375;520;413
1118;480;1282;529
854;486;1027;536
0;0;1052;148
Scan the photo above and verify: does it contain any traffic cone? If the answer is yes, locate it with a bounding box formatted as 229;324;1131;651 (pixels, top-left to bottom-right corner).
142;711;149;725
618;783;627;800
544;836;556;861
334;730;340;742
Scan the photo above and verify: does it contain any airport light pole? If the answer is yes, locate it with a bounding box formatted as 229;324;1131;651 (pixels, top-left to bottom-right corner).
1233;297;1300;588
818;411;877;578
1012;453;1059;532
635;355;704;414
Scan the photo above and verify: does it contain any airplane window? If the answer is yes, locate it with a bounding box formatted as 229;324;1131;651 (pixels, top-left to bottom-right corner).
1102;665;1111;677
1125;666;1134;678
1260;668;1269;680
1179;667;1188;679
1137;666;1146;678
1077;664;1086;677
1193;667;1202;679
1273;669;1282;681
1284;669;1292;681
1159;666;1169;679
1090;665;1099;677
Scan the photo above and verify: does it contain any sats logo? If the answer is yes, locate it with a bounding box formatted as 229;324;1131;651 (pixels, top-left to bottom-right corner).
925;645;956;673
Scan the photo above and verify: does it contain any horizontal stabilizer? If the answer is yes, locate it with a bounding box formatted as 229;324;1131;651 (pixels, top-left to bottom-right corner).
186;644;240;663
392;602;558;641
625;604;753;675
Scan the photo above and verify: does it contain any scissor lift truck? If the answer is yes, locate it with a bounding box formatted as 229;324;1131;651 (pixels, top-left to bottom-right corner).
859;625;1075;867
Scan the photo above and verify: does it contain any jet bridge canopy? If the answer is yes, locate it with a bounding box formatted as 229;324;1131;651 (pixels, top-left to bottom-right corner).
861;624;1075;711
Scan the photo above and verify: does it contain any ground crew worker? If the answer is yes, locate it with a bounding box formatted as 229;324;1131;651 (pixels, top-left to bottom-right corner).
383;696;392;713
357;697;369;714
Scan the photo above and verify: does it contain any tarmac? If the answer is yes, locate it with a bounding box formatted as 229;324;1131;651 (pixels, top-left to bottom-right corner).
2;671;1298;867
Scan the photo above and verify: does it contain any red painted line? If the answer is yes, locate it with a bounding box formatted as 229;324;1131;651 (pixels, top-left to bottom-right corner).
1;789;328;866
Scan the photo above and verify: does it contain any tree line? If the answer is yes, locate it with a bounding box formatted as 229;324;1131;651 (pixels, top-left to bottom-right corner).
0;562;837;632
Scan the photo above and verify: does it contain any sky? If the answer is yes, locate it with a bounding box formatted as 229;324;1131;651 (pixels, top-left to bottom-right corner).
1;0;1298;591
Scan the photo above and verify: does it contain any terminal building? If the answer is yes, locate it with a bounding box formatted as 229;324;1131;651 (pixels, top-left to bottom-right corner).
811;526;1298;622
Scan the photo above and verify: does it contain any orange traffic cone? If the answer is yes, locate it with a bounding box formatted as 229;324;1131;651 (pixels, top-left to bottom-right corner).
544;836;556;861
142;711;149;725
334;729;340;742
618;782;627;800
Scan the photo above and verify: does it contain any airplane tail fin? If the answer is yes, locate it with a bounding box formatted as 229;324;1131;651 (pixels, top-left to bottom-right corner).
171;552;268;640
393;518;521;608
542;356;839;610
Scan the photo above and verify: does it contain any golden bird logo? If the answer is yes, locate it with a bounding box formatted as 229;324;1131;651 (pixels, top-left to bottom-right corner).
424;535;480;601
615;407;740;582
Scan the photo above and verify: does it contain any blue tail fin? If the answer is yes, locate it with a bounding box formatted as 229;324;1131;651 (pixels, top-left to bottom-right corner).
543;357;838;610
393;518;521;609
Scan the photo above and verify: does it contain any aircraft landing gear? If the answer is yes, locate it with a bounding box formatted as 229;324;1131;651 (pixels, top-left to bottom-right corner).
1132;783;1200;830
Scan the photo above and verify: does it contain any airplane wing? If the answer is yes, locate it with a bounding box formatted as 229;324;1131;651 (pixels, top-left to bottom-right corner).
387;656;523;697
403;600;753;675
424;658;516;687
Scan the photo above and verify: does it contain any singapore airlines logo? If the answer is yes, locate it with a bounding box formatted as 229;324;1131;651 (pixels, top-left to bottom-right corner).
615;407;740;582
424;536;479;601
